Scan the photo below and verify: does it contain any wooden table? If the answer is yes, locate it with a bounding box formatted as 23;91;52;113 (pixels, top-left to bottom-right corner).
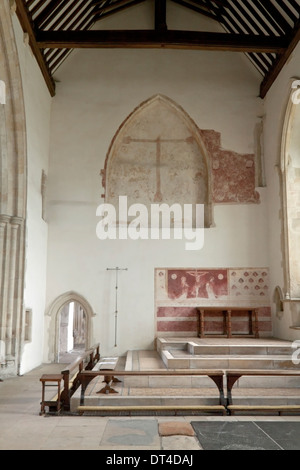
196;307;259;338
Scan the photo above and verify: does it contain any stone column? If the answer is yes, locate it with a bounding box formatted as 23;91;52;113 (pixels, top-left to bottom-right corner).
0;215;10;344
0;2;27;376
0;215;25;363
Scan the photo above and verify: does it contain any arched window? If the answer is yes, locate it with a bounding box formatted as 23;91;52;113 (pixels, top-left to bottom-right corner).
281;79;300;299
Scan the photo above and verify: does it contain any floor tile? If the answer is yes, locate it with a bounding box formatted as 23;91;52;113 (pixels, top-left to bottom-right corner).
100;419;160;447
191;421;282;450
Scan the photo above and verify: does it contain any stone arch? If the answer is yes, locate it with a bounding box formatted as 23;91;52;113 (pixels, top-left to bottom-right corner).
0;2;27;376
102;94;213;227
46;292;95;363
281;79;300;299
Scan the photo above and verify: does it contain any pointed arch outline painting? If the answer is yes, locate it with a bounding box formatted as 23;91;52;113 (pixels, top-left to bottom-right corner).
101;94;260;232
101;94;212;227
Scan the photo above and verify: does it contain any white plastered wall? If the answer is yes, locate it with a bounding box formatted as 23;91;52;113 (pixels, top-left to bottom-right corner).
45;2;269;359
11;14;52;374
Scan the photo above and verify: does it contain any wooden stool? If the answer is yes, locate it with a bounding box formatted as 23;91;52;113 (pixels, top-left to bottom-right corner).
40;374;63;415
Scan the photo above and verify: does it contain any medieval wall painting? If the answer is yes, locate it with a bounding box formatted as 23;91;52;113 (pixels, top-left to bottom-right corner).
155;268;272;337
167;269;228;301
199;129;260;204
103;95;211;227
102;95;260;232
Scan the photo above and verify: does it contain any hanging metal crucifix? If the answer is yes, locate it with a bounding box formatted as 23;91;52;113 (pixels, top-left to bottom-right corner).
107;267;128;347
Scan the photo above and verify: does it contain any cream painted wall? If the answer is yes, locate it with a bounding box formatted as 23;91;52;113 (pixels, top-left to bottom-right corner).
45;4;268;358
11;15;52;373
263;42;300;341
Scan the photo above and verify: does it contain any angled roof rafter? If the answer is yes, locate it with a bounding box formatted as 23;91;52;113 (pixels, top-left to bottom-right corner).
14;0;300;98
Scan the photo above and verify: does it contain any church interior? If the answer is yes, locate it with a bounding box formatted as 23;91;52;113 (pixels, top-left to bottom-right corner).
2;0;300;451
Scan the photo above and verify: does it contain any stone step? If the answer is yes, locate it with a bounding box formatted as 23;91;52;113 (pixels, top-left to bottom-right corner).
122;373;300;389
123;374;218;388
157;337;294;356
70;387;300;412
70;392;222;412
157;337;294;354
161;350;298;370
187;342;292;356
157;338;189;353
230;392;300;407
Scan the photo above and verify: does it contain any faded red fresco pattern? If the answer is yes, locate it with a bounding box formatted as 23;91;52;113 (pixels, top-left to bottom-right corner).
155;268;272;337
200;129;260;204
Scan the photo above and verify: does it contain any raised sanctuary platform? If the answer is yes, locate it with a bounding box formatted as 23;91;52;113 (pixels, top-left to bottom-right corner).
71;337;300;414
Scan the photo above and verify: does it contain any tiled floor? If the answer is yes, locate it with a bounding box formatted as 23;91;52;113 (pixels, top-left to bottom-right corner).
1;362;300;451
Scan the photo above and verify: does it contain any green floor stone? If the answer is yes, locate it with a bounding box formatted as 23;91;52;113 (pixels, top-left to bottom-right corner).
100;419;160;447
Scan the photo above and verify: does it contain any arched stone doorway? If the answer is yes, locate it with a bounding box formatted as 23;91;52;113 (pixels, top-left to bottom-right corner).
58;301;87;363
47;292;95;363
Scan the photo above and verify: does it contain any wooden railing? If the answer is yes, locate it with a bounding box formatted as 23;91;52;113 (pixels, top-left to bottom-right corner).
77;368;227;415
226;369;300;415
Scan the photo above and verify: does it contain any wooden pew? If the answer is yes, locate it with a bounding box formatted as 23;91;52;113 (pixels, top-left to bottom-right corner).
226;369;300;415
60;343;100;411
41;343;100;413
77;368;226;416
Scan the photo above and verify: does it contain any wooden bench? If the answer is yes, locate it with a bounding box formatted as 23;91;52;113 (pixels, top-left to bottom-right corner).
60;343;100;410
77;404;227;416
77;369;226;415
226;369;300;416
40;343;100;413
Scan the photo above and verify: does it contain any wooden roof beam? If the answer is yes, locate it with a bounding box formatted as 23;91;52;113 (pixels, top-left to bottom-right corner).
260;21;300;98
155;0;167;32
15;0;56;96
36;29;288;53
34;0;66;28
256;0;292;34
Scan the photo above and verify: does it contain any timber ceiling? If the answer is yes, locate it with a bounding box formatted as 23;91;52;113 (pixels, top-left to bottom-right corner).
15;0;300;98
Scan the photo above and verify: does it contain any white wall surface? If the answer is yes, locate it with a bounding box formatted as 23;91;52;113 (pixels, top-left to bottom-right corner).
12;15;52;373
45;4;268;357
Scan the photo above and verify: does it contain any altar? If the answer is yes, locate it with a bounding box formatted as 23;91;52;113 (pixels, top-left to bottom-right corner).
196;307;259;338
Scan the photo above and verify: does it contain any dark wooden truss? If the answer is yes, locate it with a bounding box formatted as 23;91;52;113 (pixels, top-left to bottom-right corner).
15;0;300;97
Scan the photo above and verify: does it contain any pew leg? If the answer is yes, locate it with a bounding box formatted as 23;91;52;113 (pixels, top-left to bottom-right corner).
208;374;225;407
226;375;242;406
97;375;118;394
112;376;122;383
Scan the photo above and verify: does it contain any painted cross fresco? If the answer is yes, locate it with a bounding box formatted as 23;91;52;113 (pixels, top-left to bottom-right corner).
167;269;228;300
123;135;194;203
